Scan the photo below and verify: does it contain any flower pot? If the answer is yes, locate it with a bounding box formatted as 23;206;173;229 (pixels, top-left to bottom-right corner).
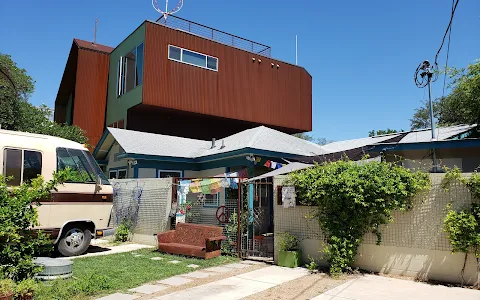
18;292;34;300
0;292;14;300
278;250;302;268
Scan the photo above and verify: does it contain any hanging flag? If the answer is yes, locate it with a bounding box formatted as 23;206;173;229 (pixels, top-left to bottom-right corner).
276;163;283;169
264;161;271;168
255;156;261;163
270;161;277;169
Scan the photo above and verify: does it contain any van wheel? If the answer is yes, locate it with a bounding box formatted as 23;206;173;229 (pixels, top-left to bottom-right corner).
57;227;91;257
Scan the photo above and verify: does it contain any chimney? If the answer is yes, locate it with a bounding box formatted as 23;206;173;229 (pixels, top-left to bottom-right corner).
211;138;216;149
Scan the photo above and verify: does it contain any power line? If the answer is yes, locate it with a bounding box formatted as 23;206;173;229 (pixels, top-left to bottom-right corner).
434;0;460;66
442;0;455;99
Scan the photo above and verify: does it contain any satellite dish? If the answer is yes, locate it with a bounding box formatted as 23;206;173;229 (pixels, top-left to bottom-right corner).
152;0;184;20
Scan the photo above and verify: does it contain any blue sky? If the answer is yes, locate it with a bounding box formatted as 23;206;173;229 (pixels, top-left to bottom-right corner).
0;1;478;141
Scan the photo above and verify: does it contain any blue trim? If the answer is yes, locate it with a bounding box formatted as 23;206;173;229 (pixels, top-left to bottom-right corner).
133;166;139;178
118;148;301;164
369;139;480;153
92;130;111;157
97;160;108;166
108;166;128;171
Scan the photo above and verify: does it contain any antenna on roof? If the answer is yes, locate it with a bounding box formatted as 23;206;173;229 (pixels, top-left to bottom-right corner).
152;0;183;21
93;18;98;45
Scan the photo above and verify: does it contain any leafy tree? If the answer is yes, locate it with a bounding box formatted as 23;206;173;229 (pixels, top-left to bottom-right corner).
287;160;430;274
0;53;87;144
410;100;441;130
0;54;34;130
410;59;480;129
368;128;403;137
293;133;331;145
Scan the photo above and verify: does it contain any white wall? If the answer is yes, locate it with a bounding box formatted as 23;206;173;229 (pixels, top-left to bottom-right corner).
273;174;479;285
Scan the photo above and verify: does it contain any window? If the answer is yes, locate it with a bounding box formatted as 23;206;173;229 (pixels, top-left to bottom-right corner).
3;148;42;186
57;148;109;185
109;170;117;179
117;43;144;97
158;170;182;178
204;193;220;207
168;45;218;71
109;169;127;179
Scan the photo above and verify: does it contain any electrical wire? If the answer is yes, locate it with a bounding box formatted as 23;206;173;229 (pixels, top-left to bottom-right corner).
434;0;460;66
442;0;455;99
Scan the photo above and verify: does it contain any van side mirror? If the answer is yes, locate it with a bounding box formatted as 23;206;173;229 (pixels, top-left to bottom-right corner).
95;174;102;192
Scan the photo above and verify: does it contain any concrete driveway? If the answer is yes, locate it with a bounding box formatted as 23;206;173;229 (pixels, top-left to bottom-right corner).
312;275;479;300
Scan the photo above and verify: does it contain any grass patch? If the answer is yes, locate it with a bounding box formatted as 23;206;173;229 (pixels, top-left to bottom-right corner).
36;248;239;300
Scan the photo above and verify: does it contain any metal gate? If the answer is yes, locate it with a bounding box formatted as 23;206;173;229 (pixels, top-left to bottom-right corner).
240;178;274;261
170;176;274;260
171;176;243;256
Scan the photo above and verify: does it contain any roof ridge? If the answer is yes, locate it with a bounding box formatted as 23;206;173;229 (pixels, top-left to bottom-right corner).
247;126;268;148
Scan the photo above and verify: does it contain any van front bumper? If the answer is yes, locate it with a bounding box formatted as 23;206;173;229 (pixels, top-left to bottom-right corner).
95;228;115;238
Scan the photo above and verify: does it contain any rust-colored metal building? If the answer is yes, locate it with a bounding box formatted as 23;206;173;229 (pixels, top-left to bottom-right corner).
54;16;312;149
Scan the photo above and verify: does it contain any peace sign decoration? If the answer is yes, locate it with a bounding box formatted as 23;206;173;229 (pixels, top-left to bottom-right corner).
216;206;231;224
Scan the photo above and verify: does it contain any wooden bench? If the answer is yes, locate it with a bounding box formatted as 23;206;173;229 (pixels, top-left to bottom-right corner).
157;223;227;259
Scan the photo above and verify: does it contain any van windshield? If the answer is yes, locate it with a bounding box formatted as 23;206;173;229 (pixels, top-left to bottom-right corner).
57;148;110;185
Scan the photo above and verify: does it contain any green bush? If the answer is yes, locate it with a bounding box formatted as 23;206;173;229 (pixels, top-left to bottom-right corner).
277;232;299;251
115;220;132;242
0;171;69;281
0;279;15;296
287;159;430;275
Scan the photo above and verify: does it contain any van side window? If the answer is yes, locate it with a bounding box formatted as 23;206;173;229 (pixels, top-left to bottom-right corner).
57;148;95;183
3;148;42;186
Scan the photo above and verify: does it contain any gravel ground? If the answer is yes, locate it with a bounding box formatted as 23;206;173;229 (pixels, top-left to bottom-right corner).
243;272;356;300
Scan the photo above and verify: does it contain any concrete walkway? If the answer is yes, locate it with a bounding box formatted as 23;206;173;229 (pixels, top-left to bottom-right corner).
153;265;309;300
96;262;308;300
59;244;153;260
312;275;480;300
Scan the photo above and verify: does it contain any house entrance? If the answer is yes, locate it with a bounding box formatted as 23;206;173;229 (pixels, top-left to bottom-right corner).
170;175;274;260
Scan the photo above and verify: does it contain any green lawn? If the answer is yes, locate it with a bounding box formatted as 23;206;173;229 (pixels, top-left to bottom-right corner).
36;249;239;300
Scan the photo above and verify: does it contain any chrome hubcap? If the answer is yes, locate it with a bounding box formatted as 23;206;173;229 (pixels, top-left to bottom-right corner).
64;228;84;250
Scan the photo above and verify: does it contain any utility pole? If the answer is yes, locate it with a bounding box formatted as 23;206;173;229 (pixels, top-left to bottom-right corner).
415;60;438;172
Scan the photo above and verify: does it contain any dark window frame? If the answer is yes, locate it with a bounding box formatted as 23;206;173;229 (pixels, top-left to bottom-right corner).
3;148;42;186
168;45;218;72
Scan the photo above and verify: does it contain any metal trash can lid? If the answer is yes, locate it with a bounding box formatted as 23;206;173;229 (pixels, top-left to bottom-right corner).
34;257;73;280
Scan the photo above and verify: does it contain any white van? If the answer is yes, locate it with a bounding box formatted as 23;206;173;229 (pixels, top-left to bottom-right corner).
0;129;114;256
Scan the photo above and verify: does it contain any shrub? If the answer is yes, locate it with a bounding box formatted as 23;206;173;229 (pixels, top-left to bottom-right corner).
15;278;37;298
0;279;15;296
0;171;69;281
287;160;430;275
115;220;132;242
277;232;299;251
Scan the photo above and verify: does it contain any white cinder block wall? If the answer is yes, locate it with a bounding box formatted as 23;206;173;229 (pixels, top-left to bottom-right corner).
274;174;478;285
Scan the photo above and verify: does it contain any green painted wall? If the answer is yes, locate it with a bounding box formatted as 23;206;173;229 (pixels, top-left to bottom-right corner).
65;93;73;125
106;23;145;127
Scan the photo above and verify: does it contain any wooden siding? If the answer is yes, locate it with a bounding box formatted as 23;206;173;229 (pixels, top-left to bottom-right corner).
143;22;312;133
73;49;110;149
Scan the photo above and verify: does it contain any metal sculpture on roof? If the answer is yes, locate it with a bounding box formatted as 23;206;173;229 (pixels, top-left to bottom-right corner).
152;0;183;20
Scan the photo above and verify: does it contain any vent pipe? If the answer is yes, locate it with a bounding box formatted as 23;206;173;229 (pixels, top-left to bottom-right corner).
220;139;225;149
211;138;216;149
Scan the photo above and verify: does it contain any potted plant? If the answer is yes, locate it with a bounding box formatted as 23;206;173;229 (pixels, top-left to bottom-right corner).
277;232;302;268
0;279;15;300
15;279;37;300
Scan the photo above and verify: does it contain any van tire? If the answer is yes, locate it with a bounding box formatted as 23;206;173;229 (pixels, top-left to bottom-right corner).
57;226;92;257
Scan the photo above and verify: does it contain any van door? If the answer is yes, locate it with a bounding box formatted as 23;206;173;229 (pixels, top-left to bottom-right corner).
46;148;112;230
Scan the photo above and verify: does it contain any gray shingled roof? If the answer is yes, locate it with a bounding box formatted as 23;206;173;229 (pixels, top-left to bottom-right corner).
107;126;326;159
398;124;477;143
